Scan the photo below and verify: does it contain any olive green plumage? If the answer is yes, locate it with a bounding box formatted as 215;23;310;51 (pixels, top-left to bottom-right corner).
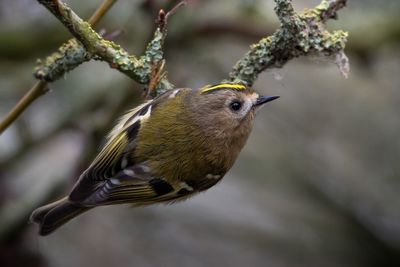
30;83;279;235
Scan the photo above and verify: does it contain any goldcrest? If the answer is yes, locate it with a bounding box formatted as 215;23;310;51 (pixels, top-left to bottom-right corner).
31;83;279;235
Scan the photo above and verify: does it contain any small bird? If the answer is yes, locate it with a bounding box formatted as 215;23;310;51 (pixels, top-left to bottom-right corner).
30;83;279;235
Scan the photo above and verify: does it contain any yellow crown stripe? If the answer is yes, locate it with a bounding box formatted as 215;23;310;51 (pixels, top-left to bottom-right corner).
201;83;246;94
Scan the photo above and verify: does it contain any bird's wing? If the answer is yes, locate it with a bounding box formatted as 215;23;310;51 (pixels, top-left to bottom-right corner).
78;166;224;206
68;89;184;202
78;165;176;206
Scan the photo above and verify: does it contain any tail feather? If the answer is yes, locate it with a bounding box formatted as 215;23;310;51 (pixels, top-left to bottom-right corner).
30;197;91;236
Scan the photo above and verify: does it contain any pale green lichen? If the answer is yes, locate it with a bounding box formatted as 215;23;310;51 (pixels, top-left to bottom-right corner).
34;39;91;81
229;0;348;86
36;0;346;93
35;0;174;94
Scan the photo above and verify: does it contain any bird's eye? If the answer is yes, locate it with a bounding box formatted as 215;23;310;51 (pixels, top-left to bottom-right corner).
230;100;242;111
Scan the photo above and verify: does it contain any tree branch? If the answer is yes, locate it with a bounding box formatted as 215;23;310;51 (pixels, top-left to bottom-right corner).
229;0;348;86
0;0;117;134
36;0;174;92
34;0;118;82
0;81;49;134
1;0;347;135
87;0;117;26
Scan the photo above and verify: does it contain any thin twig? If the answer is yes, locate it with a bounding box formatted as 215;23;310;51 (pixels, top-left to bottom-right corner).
157;1;186;32
145;60;166;99
88;0;117;26
0;0;117;135
0;81;48;134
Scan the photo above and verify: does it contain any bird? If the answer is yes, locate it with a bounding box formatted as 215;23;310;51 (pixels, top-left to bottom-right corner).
30;83;279;235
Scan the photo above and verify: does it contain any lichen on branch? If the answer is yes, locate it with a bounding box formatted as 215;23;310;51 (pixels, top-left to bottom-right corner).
229;0;348;86
0;0;117;134
1;0;349;134
36;0;348;91
34;38;91;81
36;0;173;92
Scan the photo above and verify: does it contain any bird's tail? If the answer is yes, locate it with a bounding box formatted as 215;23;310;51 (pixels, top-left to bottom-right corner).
30;197;91;236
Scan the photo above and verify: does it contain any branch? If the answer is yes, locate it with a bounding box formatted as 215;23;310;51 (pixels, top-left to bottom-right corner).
1;0;346;135
36;0;174;92
0;81;49;134
229;0;348;86
87;0;117;25
313;0;346;22
34;0;117;82
0;0;117;134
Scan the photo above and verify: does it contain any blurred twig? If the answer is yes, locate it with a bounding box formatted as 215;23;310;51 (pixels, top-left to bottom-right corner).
0;90;125;172
0;86;140;243
184;20;274;41
0;0;117;135
0;81;48;134
87;0;117;25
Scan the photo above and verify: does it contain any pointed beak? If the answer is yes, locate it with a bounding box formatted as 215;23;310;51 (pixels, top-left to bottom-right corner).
254;95;280;107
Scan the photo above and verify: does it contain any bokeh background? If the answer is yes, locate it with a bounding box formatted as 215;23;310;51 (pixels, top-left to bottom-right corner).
1;0;400;266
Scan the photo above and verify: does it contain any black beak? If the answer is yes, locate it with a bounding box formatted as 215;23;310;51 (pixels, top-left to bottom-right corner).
254;96;280;106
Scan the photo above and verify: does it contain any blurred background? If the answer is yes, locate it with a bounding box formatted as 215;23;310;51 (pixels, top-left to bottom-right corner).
1;0;400;266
